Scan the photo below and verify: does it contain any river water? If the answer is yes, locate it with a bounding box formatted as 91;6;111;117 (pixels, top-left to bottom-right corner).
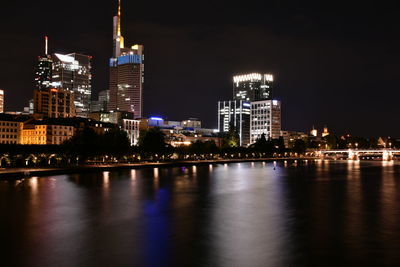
1;160;400;267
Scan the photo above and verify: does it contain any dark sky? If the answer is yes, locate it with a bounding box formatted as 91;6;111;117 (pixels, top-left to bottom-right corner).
1;0;400;136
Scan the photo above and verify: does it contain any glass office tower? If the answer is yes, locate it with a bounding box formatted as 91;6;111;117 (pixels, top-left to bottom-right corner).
218;100;251;146
233;73;273;101
52;53;92;117
108;0;144;118
35;37;52;91
250;100;281;143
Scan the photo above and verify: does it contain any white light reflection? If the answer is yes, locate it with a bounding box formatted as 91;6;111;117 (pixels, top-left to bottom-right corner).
382;160;394;167
154;168;159;178
131;169;136;182
103;172;110;188
346;160;360;180
30;177;39;194
209;164;213;172
193;165;197;174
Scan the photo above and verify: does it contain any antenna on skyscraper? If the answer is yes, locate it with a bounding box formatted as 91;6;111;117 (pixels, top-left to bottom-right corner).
45;36;48;55
118;0;122;36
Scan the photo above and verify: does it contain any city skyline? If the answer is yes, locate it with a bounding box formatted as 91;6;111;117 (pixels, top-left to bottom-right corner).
2;1;400;136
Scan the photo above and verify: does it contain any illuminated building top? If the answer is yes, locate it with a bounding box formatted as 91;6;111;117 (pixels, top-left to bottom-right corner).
233;73;274;101
233;73;273;84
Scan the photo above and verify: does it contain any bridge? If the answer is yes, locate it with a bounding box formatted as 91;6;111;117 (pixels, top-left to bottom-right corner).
315;149;400;161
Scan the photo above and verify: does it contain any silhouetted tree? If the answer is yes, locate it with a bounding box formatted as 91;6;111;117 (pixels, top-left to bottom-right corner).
293;139;307;154
102;127;131;156
252;133;274;154
138;127;168;153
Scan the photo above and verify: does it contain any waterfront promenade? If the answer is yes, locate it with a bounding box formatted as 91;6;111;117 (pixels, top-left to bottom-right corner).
0;157;315;179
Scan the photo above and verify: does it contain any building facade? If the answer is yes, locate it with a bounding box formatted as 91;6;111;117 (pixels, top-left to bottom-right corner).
0;114;30;144
218;100;251;146
122;119;140;146
280;130;308;148
52;53;92;117
21;122;74;145
182;118;201;129
233;73;273;101
250;100;281;144
108;0;144;118
34;88;76;118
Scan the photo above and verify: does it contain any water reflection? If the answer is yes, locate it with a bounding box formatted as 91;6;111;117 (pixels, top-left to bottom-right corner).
1;161;400;266
30;176;39;194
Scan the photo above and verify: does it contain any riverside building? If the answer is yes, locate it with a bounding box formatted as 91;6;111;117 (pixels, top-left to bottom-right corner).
21;120;74;145
218;100;251;146
250;100;281;144
108;0;144;118
0;114;31;144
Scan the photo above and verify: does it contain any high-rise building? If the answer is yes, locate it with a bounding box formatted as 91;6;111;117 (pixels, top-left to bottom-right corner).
0;89;4;113
218;100;251;146
250;100;281;144
34;88;75;118
52;53;92;117
233;73;273;101
35;36;53;90
90;90;109;112
108;0;144;118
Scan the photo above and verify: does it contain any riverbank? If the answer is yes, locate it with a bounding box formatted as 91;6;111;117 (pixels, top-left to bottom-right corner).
0;157;317;179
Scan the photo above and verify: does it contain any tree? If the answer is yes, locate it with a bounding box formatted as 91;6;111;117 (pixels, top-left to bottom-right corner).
324;134;337;149
63;127;101;161
222;124;240;148
293;139;307;154
252;133;274;153
138;127;168;153
102;127;131;156
275;136;286;154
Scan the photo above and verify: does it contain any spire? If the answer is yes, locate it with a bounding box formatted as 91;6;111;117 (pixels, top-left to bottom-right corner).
45;36;48;55
117;0;121;36
112;0;124;57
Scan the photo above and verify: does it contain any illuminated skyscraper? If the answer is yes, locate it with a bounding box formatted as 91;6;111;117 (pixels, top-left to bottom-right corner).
108;0;144;118
250;100;281;143
233;73;273;101
35;36;52;90
52;53;92;117
218;100;251;146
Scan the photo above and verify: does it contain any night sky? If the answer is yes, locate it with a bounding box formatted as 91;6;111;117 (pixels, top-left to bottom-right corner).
1;1;400;137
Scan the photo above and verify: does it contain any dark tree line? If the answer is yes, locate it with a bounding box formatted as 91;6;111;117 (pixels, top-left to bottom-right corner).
62;127;131;162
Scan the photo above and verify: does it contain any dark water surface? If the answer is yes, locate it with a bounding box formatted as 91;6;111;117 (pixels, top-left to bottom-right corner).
1;160;400;267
